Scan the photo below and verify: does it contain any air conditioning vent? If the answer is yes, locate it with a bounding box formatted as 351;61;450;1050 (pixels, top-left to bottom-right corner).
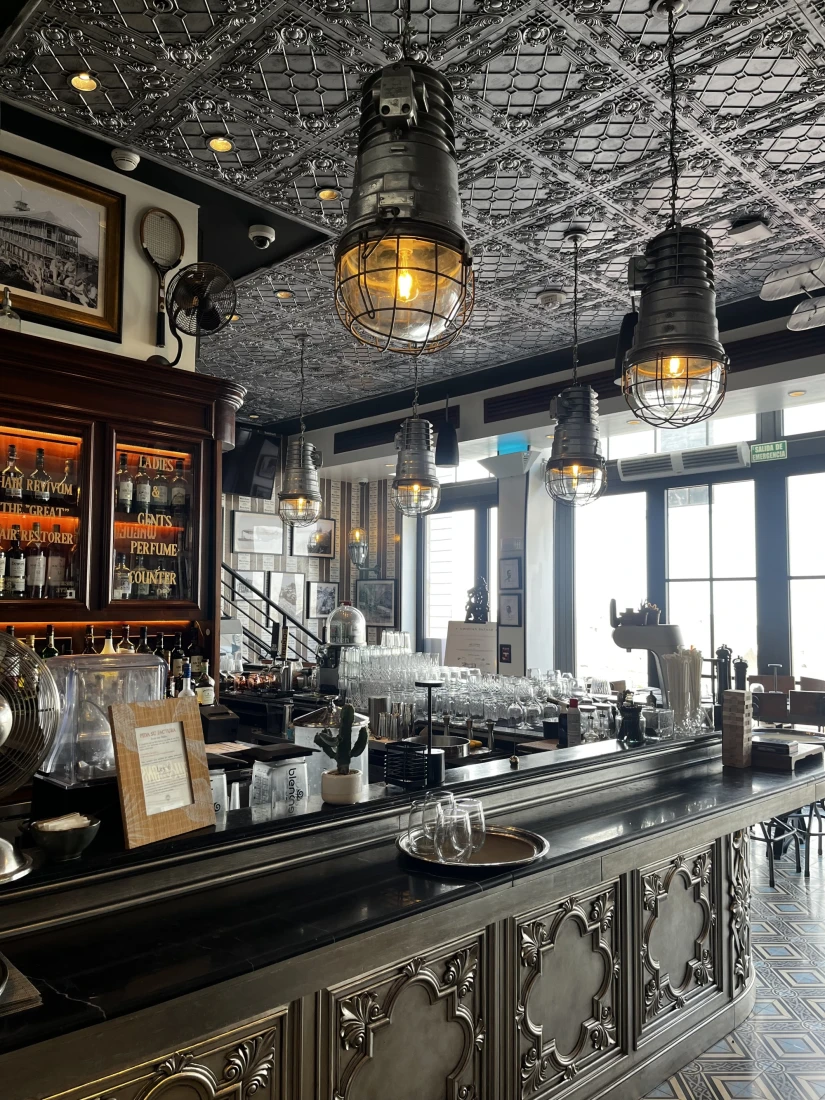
617;441;751;482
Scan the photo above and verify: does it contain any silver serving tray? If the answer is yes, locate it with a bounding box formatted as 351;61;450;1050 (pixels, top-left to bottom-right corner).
397;825;549;870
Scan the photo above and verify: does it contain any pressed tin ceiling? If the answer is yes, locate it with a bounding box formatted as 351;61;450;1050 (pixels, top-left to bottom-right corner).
3;0;825;421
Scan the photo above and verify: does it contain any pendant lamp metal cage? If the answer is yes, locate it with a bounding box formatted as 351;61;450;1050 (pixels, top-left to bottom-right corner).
278;335;323;528
391;359;441;517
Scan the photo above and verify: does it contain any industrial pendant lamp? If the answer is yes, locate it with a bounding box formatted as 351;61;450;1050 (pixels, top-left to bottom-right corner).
278;335;323;528
620;1;727;428
434;395;459;467
333;7;473;355
391;361;441;516
348;527;369;568
545;228;607;508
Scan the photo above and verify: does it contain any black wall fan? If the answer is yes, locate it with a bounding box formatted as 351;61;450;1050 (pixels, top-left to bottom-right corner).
148;262;237;367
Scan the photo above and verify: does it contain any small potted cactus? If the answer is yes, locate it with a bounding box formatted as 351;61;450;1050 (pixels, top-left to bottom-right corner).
314;703;369;804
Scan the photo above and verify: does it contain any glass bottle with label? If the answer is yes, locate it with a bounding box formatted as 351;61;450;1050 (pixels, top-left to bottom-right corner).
0;543;5;598
25;522;46;598
115;453;133;513
27;448;51;503
170;459;187;515
117;625;134;653
170;632;185;683
2;445;23;502
7;525;24;598
113;552;132;600
153;632;167;662
152;465;170;516
134;456;151;513
133;554;150;598
136;626;152;654
83;625;96;654
101;628;117;655
179;661;196;697
186;625;204;676
195;661;215;705
56;458;74;506
46;523;67;598
42;625;58;659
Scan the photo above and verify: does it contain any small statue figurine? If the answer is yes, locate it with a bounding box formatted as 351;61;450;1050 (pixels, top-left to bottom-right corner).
465;577;489;623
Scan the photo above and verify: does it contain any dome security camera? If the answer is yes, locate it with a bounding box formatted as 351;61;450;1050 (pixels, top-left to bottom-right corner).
111;148;140;172
249;224;276;249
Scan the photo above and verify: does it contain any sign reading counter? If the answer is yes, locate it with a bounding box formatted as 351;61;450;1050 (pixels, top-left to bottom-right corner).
750;440;787;463
109;698;215;849
445;621;498;674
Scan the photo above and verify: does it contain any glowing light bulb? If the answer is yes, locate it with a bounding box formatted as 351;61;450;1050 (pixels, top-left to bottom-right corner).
397;270;415;302
571;464;580;492
668;356;683;376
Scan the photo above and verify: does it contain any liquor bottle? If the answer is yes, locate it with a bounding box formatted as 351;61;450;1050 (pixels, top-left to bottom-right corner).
113;552;132;600
153;632;167;662
170;459;187;515
170;631;185;682
0;542;5;598
5;625;14;636
195;661;215;705
117;625;134;653
25;522;46;598
56;459;74;505
115;453;133;514
41;625;59;659
178;661;196;697
2;445;23;501
166;671;176;698
134;455;151;514
83;625;96;654
133;554;150;599
24;634;36;650
151;465;170;516
7;526;24;598
28;448;51;503
186;624;204;676
46;524;67;598
136;626;152;654
101;628;117;655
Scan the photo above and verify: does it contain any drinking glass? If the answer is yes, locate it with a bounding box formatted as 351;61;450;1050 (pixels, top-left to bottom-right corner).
433;805;473;864
408;792;454;855
455;798;485;853
657;709;674;740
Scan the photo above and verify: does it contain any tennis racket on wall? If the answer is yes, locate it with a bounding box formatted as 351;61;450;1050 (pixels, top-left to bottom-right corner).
140;208;185;348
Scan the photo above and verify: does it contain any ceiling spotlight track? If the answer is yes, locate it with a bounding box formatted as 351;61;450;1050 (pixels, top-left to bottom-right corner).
619;1;728;429
333;11;473;355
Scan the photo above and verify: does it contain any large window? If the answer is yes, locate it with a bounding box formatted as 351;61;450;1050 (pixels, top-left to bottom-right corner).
666;481;757;666
784;401;825;437
788;472;825;677
604;412;757;462
423;510;475;641
575;492;648;684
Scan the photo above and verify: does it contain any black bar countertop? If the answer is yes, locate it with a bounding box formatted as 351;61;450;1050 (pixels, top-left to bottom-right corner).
0;751;821;1056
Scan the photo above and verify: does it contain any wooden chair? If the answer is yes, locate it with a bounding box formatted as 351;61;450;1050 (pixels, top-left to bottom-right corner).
748;674;796;693
801;676;825;692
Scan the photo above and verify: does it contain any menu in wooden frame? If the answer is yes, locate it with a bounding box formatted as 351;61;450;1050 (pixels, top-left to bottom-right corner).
109;697;215;848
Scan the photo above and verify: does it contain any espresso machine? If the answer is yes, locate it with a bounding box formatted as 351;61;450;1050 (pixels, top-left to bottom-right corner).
316;601;367;695
609;599;683;705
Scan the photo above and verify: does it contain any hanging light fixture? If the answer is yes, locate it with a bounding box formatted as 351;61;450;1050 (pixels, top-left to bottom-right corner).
545;228;607;508
348;527;369;568
391;360;441;516
434;395;459;467
333;6;473;355
278;335;323;528
620;1;727;428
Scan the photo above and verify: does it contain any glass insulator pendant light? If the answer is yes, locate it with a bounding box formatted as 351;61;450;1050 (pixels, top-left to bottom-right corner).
278;335;323;528
391;359;441;516
620;1;727;428
348;527;369;568
545;228;607;508
333;9;473;355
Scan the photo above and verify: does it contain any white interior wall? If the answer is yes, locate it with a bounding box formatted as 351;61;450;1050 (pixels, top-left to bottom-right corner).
0;132;199;368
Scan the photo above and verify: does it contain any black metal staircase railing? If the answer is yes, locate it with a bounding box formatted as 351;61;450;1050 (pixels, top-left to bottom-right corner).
221;561;323;664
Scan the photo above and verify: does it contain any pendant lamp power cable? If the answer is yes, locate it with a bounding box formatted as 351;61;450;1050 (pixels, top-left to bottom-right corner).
400;0;413;58
412;357;420;418
297;333;307;440
572;232;580;386
667;4;679;230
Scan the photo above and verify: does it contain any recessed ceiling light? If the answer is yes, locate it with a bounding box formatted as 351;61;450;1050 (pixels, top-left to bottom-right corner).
229;313;241;322
208;134;234;153
627;419;641;425
788;390;807;397
69;71;99;92
385;463;395;467
545;434;554;439
275;289;294;299
248;414;259;419
317;186;342;201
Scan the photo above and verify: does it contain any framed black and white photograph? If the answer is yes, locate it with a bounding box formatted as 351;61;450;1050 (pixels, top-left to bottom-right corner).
234;571;265;601
307;580;338;619
232;510;284;555
291;517;336;558
499;593;522;628
356;579;396;628
0;151;123;339
499;557;522;590
269;572;304;621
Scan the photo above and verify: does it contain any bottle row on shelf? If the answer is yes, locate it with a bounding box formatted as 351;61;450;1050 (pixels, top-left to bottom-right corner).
0;522;76;598
115;453;189;518
1;445;75;507
112;551;188;601
4;624;215;704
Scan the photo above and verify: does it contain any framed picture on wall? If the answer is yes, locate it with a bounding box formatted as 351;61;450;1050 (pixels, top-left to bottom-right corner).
291;517;336;558
0;150;124;339
232;511;283;555
307;580;338;619
356;579;396;627
269;572;305;621
499;558;522;590
499;593;522;628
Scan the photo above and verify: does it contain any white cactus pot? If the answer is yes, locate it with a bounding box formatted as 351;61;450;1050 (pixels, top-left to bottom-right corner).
321;768;362;805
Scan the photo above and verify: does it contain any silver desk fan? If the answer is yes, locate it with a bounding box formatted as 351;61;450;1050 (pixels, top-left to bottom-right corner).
0;634;61;883
147;262;236;367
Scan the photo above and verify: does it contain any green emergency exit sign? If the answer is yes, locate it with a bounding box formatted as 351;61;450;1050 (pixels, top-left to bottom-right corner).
750;441;787;463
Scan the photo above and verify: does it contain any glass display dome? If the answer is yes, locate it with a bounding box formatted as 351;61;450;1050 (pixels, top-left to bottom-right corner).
327;601;367;647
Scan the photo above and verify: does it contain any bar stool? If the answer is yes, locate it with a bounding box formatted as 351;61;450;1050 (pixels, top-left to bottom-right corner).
749;816;803;888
